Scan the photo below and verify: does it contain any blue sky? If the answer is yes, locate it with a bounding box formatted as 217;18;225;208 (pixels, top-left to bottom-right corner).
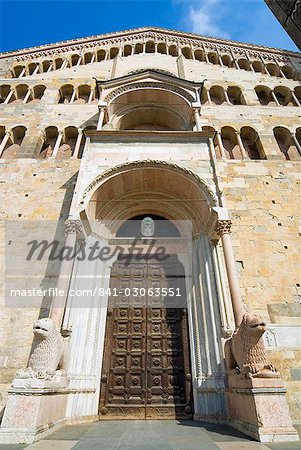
0;0;299;53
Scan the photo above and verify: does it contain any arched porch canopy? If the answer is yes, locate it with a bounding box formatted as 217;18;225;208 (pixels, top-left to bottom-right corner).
79;160;218;237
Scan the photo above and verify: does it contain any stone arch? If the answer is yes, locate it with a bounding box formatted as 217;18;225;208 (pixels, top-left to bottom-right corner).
208;52;219;65
13;65;25;77
221;126;241;159
80;160;217;235
41;60;52;72
134;43;143;54
237;58;251;71
202;125;220;157
221;54;232;67
109;47;119;59
71;54;81;66
123;45;132;57
195;49;205;62
227;86;245;105
294;86;301;104
97;49;106;61
84;52;94;64
40;126;58;158
240;126;265;160
145;41;155;53
28;62;40;75
106;86;194;131
281;65;295;79
0;85;11;103
168;45;178;57
255;86;273;105
2;125;27;158
182;47;192;59
54;58;64;69
56;126;78;159
266;63;280;77
210;85;226;105
252;60;264;73
29;85;46;103
11;84;28;104
59;84;74;104
274;86;293;106
273;126;300;161
75;84;91;104
157;42;167;54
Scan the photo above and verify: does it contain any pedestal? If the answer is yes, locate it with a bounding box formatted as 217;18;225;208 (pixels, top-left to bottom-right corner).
226;375;299;442
0;388;69;444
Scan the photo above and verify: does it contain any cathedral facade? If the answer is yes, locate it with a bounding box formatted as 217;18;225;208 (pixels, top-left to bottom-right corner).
0;27;300;443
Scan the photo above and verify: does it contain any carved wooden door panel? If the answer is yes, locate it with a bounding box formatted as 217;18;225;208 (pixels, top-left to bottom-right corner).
99;258;193;420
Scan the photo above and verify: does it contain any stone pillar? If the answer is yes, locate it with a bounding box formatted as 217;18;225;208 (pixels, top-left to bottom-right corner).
87;87;94;104
23;88;32;104
33;64;40;75
215;220;245;327
72;129;83;158
50;219;82;328
0;132;11;157
216;132;226;158
18;68;26;78
292;92;301;107
4;88;15;104
206;89;212;105
236;132;247;159
90;54;96;64
193;107;202;131
224;89;231;105
271;91;280;106
52;131;63;158
62;58;69;69
76;55;82;66
97;103;107;130
292;133;301;156
70;87;77;104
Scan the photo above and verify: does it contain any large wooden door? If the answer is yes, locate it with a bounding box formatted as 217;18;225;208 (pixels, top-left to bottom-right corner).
99;258;193;420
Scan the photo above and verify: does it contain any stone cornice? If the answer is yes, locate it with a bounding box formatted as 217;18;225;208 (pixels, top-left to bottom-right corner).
1;27;299;62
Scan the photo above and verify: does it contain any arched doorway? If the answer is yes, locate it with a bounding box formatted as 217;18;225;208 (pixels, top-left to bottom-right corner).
99;215;193;419
65;161;231;425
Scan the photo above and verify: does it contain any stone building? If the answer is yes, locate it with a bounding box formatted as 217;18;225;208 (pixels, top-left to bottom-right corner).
265;0;301;50
0;27;300;443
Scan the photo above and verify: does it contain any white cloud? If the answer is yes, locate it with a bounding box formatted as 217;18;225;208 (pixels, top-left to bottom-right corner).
188;0;230;39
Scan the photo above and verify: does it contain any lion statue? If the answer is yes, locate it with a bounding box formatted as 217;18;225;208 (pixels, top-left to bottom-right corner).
13;318;67;386
224;313;279;378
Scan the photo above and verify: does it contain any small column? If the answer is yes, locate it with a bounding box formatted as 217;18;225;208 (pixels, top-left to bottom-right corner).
206;89;212;105
292;92;301;107
204;53;209;63
76;56;82;67
50;219;82;329
224;89;231;105
23;88;32;104
216;131;226;158
33;64;40;75
0;132;11;157
215;220;245;327
271;91;280;106
72;129;83;158
18;68;26;78
193;107;201;131
70;87;77;104
292;133;301;156
87;87;94;104
4;88;15;104
90;54;96;64
47;63;53;73
236;132;247;159
97;102;107;130
52;131;63;158
62;58;69;69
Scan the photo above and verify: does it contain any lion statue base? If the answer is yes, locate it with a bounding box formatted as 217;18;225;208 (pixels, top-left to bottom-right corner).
12;318;68;389
225;313;280;380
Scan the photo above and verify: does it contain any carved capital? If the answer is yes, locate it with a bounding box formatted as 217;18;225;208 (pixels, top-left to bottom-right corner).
215;220;232;236
65;219;82;236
